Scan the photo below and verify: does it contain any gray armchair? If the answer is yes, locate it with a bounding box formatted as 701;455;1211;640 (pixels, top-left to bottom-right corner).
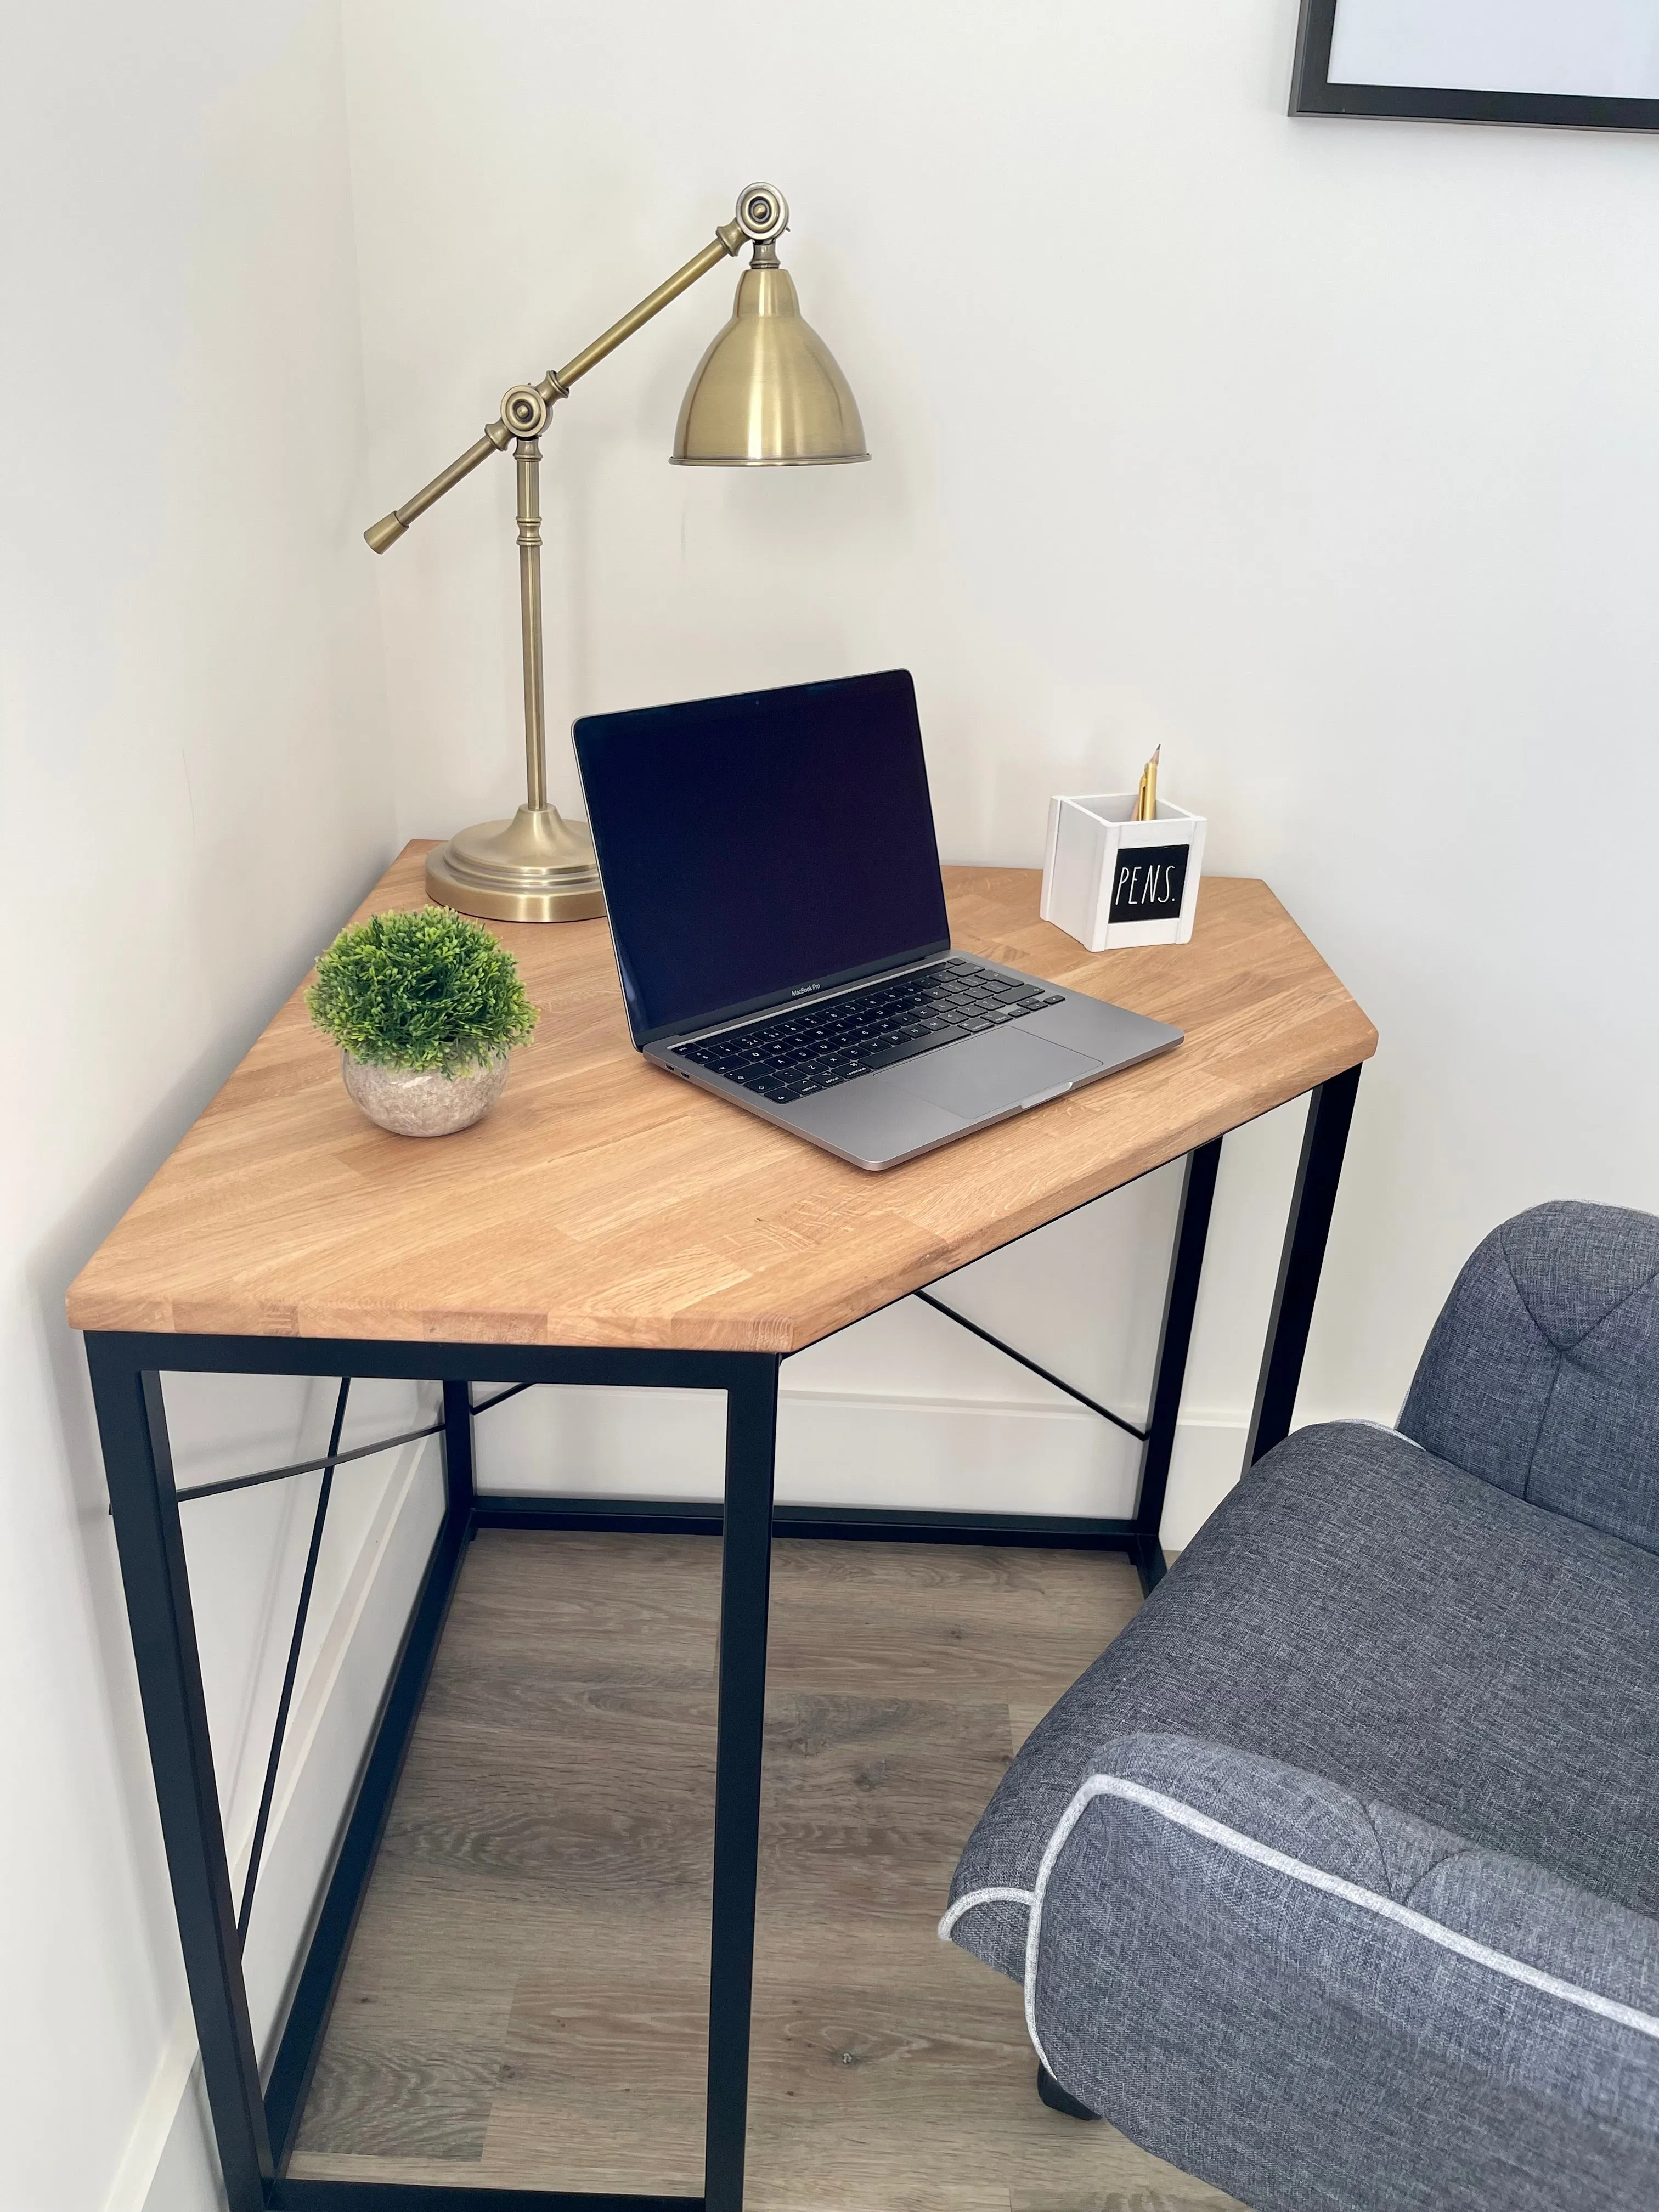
942;1201;1659;2210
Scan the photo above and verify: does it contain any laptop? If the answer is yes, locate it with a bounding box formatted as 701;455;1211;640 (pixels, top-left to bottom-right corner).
572;670;1182;1171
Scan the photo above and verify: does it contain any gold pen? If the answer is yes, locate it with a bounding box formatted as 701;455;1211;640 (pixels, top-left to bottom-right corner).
1134;745;1160;822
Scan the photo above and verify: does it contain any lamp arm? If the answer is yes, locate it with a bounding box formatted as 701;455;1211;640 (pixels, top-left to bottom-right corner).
549;218;744;395
363;216;746;552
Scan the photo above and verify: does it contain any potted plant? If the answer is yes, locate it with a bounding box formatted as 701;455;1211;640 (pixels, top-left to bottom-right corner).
307;907;538;1136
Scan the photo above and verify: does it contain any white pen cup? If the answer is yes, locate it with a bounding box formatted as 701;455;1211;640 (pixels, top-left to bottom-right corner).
1040;792;1206;952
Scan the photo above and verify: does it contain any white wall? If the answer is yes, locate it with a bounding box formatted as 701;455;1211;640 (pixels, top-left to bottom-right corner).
1;5;413;2207
12;2;1659;2205
345;0;1659;1476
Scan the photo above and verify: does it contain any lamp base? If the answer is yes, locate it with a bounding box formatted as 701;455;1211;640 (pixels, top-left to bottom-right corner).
425;805;606;923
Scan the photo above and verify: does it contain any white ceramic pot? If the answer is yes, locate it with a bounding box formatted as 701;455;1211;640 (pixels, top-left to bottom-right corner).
341;1052;509;1136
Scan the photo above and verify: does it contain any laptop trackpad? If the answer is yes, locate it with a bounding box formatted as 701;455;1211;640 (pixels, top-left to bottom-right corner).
889;1028;1103;1118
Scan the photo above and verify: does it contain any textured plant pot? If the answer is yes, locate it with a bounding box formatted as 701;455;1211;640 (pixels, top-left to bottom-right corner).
341;1052;509;1136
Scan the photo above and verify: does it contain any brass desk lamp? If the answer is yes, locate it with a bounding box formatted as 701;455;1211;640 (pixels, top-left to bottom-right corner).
365;184;868;922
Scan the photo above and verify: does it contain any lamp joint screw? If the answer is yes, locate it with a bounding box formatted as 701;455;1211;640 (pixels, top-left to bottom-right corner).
734;180;789;244
501;385;550;438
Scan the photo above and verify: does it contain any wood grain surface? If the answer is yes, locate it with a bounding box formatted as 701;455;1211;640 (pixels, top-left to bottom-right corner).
290;1531;1242;2210
67;850;1373;1350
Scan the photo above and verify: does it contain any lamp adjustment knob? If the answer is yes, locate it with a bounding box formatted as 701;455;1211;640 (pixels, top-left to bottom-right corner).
735;182;788;242
500;385;549;437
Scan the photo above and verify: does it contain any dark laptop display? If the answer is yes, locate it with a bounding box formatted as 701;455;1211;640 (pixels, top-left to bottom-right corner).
573;669;949;1045
573;665;1181;1170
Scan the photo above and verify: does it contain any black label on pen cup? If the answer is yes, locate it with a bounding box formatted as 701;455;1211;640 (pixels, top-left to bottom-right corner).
1108;844;1188;923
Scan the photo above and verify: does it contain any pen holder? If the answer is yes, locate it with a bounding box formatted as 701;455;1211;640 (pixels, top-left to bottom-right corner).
1041;792;1206;952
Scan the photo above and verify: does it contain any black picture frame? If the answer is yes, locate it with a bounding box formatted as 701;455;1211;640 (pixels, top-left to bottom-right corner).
1291;0;1659;133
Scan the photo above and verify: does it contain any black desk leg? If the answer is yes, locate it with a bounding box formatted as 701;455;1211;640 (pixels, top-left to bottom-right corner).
87;1344;271;2212
442;1378;476;1538
704;1354;782;2212
1131;1139;1222;1594
1244;1063;1363;1469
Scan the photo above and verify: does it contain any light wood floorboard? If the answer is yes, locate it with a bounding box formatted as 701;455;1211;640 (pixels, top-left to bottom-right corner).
291;1531;1242;2210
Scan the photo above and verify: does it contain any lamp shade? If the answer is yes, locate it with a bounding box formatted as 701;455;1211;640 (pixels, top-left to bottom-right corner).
673;263;868;466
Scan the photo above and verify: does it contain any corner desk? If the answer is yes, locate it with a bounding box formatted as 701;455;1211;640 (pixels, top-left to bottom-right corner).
69;846;1375;2212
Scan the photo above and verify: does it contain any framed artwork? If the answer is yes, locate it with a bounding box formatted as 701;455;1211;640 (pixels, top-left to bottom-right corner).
1291;0;1659;132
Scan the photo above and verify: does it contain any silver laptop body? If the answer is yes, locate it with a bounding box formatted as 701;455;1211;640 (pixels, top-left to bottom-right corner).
573;671;1181;1172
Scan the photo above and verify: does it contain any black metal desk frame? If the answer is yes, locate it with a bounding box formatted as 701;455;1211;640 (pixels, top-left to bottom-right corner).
86;1064;1360;2212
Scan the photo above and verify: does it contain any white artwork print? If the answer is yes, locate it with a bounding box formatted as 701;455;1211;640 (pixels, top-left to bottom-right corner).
1329;0;1659;99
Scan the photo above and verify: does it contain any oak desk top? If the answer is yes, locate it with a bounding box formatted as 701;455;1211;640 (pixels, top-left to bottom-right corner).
68;847;1375;1353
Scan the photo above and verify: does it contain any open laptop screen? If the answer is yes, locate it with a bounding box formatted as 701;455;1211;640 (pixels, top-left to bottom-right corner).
574;669;950;1047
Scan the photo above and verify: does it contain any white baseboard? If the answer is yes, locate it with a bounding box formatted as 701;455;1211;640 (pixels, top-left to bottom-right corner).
781;1387;1248;1550
1159;1411;1252;1549
105;2015;202;2212
475;1380;1251;1553
128;2057;225;2212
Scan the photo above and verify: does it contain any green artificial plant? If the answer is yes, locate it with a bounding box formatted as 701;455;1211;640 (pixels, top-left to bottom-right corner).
307;907;538;1077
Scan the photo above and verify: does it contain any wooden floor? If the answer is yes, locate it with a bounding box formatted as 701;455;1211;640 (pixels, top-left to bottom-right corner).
290;1532;1243;2211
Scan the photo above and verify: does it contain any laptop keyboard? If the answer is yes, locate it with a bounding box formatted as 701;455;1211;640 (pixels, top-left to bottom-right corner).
668;960;1066;1105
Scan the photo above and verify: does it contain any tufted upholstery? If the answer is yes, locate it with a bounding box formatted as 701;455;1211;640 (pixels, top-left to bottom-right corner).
944;1200;1659;2209
946;1420;1659;1973
1400;1200;1659;1554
